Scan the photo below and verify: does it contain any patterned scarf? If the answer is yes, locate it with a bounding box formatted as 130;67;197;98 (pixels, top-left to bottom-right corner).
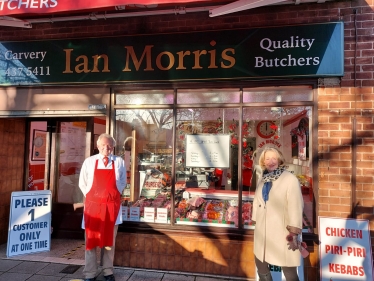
262;166;287;202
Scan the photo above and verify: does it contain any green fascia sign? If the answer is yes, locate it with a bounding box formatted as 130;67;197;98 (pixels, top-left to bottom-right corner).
0;22;343;86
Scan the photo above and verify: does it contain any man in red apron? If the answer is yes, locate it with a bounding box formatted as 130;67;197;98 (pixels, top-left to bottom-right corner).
79;133;127;281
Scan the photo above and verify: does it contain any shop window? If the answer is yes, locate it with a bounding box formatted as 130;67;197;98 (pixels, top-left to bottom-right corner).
244;106;314;232
114;86;315;231
174;108;244;228
177;88;240;104
116;90;174;105
116;109;173;223
243;86;313;103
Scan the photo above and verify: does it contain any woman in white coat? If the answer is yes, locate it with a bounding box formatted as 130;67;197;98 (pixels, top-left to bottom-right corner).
252;147;304;281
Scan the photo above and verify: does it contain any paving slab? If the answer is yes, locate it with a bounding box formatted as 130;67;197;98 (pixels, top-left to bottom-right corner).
162;273;195;281
61;278;86;281
37;263;72;276
128;270;164;281
26;274;65;281
0;272;33;281
90;268;133;280
0;259;23;272
8;260;49;274
197;276;237;281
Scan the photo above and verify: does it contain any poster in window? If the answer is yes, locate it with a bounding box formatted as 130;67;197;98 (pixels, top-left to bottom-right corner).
185;134;230;168
32;130;47;161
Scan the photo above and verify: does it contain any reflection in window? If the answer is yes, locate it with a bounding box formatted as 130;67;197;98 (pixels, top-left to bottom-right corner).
116;109;173;223
244;106;314;232
116;90;174;105
56;122;87;204
0;44;40;84
174;108;248;228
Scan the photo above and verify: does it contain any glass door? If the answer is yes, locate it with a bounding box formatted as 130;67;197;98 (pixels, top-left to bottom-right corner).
54;121;90;205
51;119;94;239
27;118;95;239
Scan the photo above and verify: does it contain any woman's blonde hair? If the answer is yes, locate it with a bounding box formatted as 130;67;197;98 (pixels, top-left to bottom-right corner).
258;147;286;170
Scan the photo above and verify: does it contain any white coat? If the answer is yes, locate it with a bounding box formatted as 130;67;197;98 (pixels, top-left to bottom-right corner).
252;170;304;267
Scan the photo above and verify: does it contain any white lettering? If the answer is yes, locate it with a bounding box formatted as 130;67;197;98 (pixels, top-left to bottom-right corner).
260;36;315;52
30;0;38;8
260;38;273;52
18;0;30;9
8;0;18;10
4;50;47;61
255;57;264;67
0;0;58;11
254;55;320;68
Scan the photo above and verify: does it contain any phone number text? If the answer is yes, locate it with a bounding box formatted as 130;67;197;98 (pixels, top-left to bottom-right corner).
5;67;50;76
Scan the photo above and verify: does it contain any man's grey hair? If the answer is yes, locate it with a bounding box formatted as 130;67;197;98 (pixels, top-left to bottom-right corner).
97;133;116;147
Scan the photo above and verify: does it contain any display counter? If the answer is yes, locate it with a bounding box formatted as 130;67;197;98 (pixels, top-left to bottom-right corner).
122;187;254;229
175;188;254;229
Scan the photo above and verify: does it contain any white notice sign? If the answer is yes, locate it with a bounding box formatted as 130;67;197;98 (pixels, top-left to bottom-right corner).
319;217;373;281
122;206;129;221
156;208;168;223
144;207;155;223
7;190;52;257
129;207;140;221
185;134;230;168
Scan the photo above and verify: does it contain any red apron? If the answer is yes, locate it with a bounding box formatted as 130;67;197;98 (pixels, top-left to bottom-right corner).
84;159;121;250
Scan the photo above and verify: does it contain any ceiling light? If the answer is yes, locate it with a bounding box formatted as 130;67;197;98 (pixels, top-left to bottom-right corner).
209;0;288;17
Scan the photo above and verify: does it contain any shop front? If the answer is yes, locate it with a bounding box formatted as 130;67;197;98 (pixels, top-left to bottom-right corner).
0;20;344;279
113;86;316;277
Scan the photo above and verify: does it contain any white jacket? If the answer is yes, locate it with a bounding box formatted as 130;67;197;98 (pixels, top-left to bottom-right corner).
252;170;304;266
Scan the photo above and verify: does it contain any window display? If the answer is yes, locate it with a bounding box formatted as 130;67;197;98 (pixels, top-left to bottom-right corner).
114;87;314;231
174;189;254;229
173;107;241;227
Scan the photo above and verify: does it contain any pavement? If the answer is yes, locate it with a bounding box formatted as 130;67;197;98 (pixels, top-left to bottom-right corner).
0;239;252;281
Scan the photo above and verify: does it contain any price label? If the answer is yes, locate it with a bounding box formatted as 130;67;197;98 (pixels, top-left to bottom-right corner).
129;207;140;221
122;206;129;221
156;208;168;223
144;207;155;223
183;191;190;199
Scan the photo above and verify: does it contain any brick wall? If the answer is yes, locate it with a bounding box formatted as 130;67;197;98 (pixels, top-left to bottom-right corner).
115;231;319;280
318;85;374;250
0;119;26;243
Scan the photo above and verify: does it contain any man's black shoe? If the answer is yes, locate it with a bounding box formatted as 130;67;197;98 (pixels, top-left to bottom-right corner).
104;274;115;281
84;278;95;281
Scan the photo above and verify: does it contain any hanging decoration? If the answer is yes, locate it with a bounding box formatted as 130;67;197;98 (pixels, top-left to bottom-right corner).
229;119;253;155
270;122;280;139
290;117;309;160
